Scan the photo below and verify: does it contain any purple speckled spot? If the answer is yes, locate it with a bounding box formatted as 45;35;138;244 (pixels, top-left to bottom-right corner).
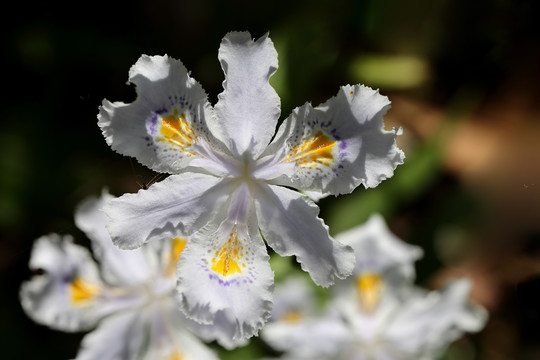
208;271;244;287
339;141;348;162
149;113;159;135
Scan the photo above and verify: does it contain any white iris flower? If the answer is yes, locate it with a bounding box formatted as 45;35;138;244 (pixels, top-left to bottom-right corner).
262;214;488;360
20;192;229;360
98;32;404;340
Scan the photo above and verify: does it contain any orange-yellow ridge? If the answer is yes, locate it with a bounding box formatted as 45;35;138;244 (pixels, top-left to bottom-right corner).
282;310;303;323
284;130;335;167
211;226;244;276
166;351;185;360
356;273;382;313
159;109;197;148
69;277;100;304
165;237;187;276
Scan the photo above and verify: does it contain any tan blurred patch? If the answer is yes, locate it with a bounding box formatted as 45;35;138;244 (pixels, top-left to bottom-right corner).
387;90;540;234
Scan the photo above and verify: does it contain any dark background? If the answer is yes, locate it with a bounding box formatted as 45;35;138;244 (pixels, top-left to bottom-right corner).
1;0;540;358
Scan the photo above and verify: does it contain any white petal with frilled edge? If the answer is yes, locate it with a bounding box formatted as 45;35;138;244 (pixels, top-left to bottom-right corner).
254;184;355;287
104;173;235;250
260;84;403;195
213;32;281;158
177;216;274;341
98;55;230;176
384;279;488;358
75;191;153;286
20;234;103;332
75;310;145;360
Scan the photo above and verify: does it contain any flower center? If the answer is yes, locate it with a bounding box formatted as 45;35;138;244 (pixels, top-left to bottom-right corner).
230;153;260;186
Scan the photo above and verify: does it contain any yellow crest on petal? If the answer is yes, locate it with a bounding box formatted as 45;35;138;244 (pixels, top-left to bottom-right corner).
284;130;336;167
356;272;382;313
166;351;185;360
165;236;188;276
158;108;197;154
69;277;100;305
211;225;245;277
281;310;304;323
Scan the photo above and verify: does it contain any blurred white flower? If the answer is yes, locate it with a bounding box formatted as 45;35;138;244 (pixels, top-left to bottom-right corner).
20;191;237;360
262;214;488;360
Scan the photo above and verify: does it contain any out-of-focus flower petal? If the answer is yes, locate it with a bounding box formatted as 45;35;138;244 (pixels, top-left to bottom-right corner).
20;234;103;332
271;276;317;321
75;310;145;360
183;309;249;350
74;191;153;286
384;279;488;359
337;213;423;282
262;316;352;359
143;299;219;360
